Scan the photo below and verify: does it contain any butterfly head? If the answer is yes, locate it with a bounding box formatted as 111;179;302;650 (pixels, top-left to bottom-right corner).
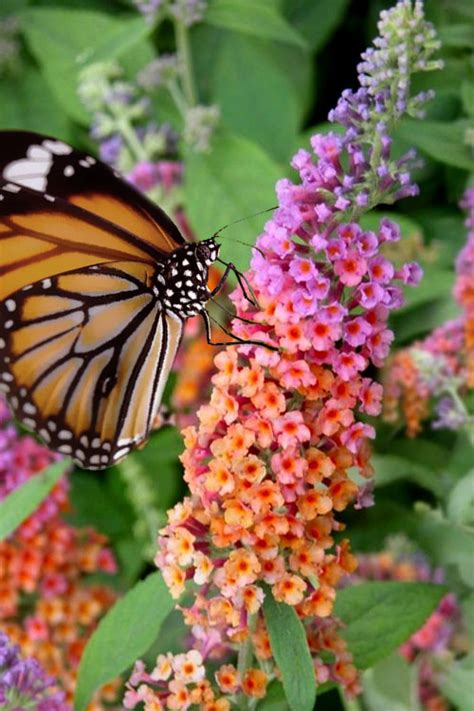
196;237;220;267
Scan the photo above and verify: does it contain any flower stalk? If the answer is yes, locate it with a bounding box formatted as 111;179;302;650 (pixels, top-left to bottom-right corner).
124;2;443;708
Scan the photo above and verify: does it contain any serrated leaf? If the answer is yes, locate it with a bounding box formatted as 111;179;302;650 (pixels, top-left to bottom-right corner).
74;571;175;711
0;461;70;540
263;587;316;711
205;0;307;49
184;130;282;271
334;582;447;669
395;119;474;172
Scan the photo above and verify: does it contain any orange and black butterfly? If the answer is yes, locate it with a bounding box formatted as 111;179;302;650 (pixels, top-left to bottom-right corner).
0;130;250;470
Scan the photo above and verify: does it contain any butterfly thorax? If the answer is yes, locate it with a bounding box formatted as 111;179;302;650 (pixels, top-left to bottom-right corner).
155;237;220;318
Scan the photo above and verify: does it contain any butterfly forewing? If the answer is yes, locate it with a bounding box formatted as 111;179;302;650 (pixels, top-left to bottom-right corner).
0;175;178;298
0;262;183;469
0;130;185;255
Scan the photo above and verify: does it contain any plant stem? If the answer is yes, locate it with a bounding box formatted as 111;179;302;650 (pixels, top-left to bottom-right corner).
237;613;257;710
115;115;149;163
168;79;188;118
175;19;197;106
339;687;363;711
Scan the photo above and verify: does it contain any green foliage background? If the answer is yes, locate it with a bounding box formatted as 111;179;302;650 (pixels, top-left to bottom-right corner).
0;1;473;709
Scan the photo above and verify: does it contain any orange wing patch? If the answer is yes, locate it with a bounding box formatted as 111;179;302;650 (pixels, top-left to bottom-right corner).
69;193;181;254
0;261;182;470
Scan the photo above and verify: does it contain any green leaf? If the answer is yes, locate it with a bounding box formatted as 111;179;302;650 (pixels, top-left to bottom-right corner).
256;680;289;710
395;119;474;172
392;297;460;343
334;582;447;669
211;33;300;163
461;81;474;117
74;571;175;711
447;470;474;527
414;505;474;587
0;63;73;139
363;652;421;711
447;431;474;477
398;267;454;312
20;8;151;123
0;461;70;541
372;454;444;497
205;0;307;48
116;427;184;514
67;469;135;539
263;587;317;711
441;654;474;711
283;0;350;51
184;130;282;271
438;24;474;48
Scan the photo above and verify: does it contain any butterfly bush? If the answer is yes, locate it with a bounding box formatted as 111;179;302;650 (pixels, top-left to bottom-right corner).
124;2;442;707
384;186;474;439
351;538;470;711
0;631;68;711
0;397;119;709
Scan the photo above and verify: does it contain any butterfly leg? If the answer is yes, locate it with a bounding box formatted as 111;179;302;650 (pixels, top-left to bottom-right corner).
201;310;278;350
213;259;259;307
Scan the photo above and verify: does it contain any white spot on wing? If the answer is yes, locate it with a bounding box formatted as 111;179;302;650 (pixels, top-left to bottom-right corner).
43;139;72;155
64;165;74;177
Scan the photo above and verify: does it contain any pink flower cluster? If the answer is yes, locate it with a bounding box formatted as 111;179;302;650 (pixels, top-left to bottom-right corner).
384;186;474;434
143;134;423;705
126;2;441;706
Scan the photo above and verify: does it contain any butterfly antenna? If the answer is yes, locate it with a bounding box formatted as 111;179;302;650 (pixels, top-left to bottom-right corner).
213;205;277;240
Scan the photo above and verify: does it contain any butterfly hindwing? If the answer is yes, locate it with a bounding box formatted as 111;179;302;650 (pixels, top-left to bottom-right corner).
0;130;185;255
0;261;183;469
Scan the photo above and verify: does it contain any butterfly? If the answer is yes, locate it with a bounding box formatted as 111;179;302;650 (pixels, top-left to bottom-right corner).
0;130;255;470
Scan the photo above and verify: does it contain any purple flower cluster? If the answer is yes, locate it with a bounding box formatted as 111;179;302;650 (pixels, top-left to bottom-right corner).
0;632;69;711
326;0;442;212
169;0;207;27
133;0;206;26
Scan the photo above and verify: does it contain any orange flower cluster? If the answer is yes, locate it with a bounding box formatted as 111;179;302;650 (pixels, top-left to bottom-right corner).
0;400;119;710
455;188;474;387
383;321;463;436
124;651;268;710
384;187;474;434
